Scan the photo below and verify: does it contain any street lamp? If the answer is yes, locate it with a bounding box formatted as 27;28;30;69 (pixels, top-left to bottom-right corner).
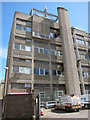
4;67;8;96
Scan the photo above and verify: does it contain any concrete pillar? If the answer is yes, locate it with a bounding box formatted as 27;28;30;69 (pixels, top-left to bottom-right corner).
57;7;81;95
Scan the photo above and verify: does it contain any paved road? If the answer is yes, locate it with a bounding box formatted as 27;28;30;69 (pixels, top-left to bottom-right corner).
41;108;90;119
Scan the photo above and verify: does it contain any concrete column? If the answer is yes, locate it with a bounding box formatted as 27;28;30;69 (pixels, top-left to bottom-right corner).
57;7;81;95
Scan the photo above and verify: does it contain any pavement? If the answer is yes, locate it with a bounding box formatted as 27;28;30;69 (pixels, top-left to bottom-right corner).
41;108;90;120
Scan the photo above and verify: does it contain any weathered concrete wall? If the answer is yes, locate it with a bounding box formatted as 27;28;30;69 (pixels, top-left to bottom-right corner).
4;94;34;119
57;7;81;95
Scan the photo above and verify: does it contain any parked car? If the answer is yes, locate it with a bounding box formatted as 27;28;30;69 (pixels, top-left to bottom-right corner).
44;101;57;109
54;94;81;112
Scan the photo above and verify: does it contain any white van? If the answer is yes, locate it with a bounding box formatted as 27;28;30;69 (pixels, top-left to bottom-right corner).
80;94;90;109
55;95;81;112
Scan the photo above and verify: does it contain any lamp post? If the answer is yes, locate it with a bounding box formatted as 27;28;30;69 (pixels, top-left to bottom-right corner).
4;67;8;96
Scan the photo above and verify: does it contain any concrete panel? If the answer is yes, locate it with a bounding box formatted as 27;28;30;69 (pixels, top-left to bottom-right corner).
57;7;81;95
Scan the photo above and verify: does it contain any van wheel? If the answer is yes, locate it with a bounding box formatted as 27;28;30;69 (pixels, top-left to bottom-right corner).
55;106;58;110
84;104;88;109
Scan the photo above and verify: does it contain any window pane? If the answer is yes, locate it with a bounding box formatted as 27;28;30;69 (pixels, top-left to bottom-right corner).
76;39;85;45
40;69;44;75
51;49;56;55
45;69;49;75
25;59;31;62
16;24;22;30
21;44;25;50
34;47;39;53
57;70;61;75
34;68;39;75
25;68;31;74
52;70;56;75
58;51;62;56
50;32;54;38
40;48;44;53
13;66;19;73
19;67;25;73
22;26;26;31
26;27;31;32
25;84;31;88
26;46;32;51
14;43;20;50
44;49;49;54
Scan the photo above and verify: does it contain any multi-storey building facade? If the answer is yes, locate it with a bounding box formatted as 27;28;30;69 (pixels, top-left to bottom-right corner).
5;7;90;101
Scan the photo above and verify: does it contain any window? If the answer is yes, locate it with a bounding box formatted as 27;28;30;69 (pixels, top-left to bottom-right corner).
15;36;26;41
14;43;20;50
46;35;50;39
13;66;19;73
26;27;31;32
13;57;19;61
45;69;49;75
44;48;49;54
19;67;25;73
25;68;31;74
21;44;25;50
16;24;31;32
57;70;61;75
86;41;88;46
34;68;39;75
51;49;56;56
50;32;54;38
52;70;57;76
40;92;45;98
40;68;44;75
76;39;85;45
40;48;44;53
58;51;62;56
34;47;39;53
25;84;31;88
26;46;32;52
61;71;64;76
25;60;31;63
22;26;26;31
82;72;89;78
16;24;22;30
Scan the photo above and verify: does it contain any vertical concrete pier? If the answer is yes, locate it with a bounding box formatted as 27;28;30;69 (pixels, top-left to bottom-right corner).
57;7;81;95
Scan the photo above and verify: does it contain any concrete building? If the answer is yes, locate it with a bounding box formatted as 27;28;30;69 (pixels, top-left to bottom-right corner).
4;7;90;101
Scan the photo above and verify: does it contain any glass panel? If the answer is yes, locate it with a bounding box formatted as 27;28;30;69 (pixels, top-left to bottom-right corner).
25;59;31;62
26;46;32;51
40;69;44;75
26;27;31;32
44;48;49;54
16;24;22;30
19;67;25;73
58;51;62;56
22;26;26;31
52;70;56;75
40;48;44;53
50;32;54;38
45;69;49;75
34;68;39;75
21;44;25;50
25;68;31;74
14;43;20;50
34;47;39;53
76;39;85;45
13;66;19;73
51;49;56;55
